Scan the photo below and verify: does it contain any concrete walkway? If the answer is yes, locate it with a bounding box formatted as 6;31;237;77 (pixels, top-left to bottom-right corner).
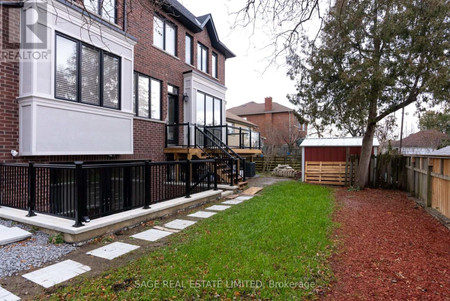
0;192;258;300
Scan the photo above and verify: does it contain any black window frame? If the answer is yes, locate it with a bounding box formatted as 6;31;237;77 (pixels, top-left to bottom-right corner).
185;34;193;65
83;0;118;24
212;52;218;78
153;14;178;56
197;42;209;73
133;71;163;120
54;32;122;110
196;90;222;127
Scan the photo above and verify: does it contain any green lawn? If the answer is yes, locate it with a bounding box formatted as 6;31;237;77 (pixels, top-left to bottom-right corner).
49;181;335;300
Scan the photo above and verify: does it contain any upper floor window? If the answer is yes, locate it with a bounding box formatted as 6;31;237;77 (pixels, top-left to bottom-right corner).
185;34;193;65
55;34;120;109
83;0;116;24
196;91;222;126
153;15;176;56
212;52;218;78
197;43;208;73
133;72;162;120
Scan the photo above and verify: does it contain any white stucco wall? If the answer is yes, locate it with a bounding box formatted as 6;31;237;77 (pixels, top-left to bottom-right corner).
18;0;136;156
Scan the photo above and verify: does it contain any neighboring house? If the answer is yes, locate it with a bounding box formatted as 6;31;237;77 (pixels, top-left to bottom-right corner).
391;130;449;155
225;112;262;149
227;97;307;147
0;0;243;163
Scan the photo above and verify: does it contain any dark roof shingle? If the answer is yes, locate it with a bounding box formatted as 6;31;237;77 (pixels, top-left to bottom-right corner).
391;130;448;148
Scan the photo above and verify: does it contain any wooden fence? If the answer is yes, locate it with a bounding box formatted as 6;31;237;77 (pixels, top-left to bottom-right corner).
255;155;301;172
406;156;449;218
304;161;351;185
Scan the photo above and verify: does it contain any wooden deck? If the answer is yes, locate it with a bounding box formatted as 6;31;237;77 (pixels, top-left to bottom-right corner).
164;147;262;160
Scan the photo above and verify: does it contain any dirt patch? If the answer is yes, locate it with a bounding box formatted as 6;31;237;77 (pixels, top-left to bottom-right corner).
247;175;293;187
324;188;450;300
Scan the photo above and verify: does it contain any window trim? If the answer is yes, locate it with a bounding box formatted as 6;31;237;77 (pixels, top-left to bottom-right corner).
153;14;178;57
83;0;117;24
185;34;193;65
133;71;163;121
212;52;218;78
54;32;121;110
197;42;209;73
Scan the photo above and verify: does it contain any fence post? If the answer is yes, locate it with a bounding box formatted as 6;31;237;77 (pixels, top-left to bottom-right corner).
213;158;218;190
249;131;252;149
236;159;240;184
242;158;246;182
27;162;36;217
187;123;191;148
426;163;433;207
229;159;234;186
73;161;85;227
225;124;229;145
239;128;242;149
144;161;151;209
185;160;191;198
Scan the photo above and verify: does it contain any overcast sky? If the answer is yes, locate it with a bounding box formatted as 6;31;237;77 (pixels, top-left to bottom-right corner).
179;0;420;137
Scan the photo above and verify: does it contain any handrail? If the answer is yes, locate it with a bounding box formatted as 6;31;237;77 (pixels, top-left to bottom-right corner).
203;127;244;161
194;125;234;160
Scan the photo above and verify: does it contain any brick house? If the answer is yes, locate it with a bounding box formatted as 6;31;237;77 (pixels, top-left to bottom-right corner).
0;0;262;229
227;97;307;147
0;0;244;163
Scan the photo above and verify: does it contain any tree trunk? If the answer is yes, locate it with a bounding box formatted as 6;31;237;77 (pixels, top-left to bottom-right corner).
357;122;376;188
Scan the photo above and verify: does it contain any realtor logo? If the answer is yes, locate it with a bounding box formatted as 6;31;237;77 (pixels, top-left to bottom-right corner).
1;0;49;61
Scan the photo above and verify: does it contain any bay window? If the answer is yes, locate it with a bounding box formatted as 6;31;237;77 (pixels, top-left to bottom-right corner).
133;72;162;120
55;34;121;109
196;91;222;126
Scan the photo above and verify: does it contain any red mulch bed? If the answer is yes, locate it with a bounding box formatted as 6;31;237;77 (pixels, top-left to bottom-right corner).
324;188;450;300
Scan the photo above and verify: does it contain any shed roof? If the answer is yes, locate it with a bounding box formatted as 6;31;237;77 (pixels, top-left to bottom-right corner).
427;146;450;157
300;137;380;147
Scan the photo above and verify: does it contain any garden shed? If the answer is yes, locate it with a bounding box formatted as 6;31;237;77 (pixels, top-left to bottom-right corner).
299;137;379;185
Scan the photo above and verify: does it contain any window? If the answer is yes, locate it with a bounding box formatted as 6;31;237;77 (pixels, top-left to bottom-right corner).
153;15;177;56
133;72;162;120
196;91;222;126
212;52;218;78
55;34;121;109
197;43;208;73
185;34;193;65
83;0;116;24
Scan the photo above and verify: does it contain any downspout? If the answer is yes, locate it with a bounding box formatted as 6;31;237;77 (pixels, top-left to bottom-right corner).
301;146;305;182
123;0;127;32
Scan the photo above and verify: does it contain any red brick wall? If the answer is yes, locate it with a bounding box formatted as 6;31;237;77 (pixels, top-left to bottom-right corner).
0;1;228;163
0;5;20;163
243;111;307;146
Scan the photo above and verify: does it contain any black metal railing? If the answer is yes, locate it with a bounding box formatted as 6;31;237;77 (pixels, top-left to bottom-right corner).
164;122;262;150
206;125;262;150
0;159;218;227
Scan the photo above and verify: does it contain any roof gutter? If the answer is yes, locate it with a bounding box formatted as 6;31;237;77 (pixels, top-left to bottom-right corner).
0;2;24;7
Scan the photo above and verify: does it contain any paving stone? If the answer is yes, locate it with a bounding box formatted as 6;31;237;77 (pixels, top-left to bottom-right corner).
131;229;173;242
222;199;244;205
164;219;197;230
22;260;91;288
241;187;263;195
86;242;140;260
0;225;32;246
235;196;254;201
188;211;217;218
205;205;231;211
0;286;20;301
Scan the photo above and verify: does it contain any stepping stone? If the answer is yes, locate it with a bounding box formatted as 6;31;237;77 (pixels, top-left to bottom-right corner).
222;199;244;205
0;225;32;246
188;211;217;218
22;260;91;288
86;242;140;260
0;286;20;301
164;219;196;230
153;225;180;233
131;229;172;242
205;205;231;211
235;196;254;201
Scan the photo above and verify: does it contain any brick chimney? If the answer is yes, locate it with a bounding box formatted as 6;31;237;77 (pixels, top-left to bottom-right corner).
264;97;272;112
